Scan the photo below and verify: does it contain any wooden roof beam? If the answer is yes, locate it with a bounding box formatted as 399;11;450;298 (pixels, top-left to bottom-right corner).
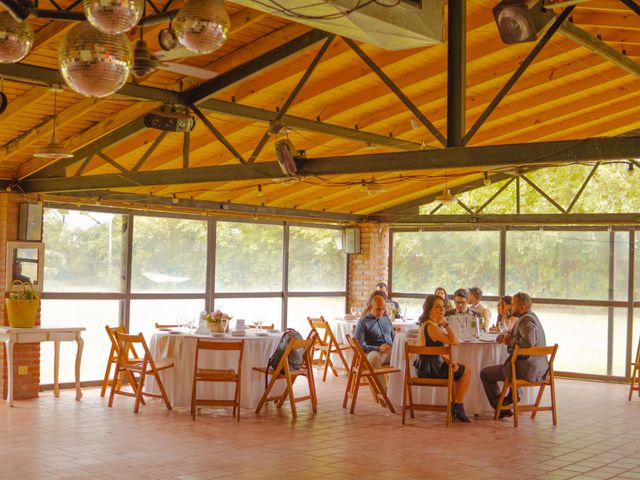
19;136;640;193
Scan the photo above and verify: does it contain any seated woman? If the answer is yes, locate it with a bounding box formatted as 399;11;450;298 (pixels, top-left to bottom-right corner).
415;294;472;422
495;295;517;331
434;286;454;310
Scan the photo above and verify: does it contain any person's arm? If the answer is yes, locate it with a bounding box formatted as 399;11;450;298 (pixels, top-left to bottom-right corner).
427;323;459;346
515;317;537;348
354;320;378;353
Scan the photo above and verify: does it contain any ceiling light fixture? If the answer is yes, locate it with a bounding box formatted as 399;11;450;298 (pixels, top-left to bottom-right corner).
257;184;264;197
483;172;492;185
171;193;179;204
83;0;144;35
493;0;554;44
34;87;73;159
435;168;456;203
274;138;298;176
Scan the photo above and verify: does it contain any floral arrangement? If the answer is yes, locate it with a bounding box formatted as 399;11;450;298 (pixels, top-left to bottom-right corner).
204;309;232;324
9;281;37;300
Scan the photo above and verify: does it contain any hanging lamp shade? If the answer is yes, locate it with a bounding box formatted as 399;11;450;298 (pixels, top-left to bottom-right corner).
435;188;456;203
59;22;132;98
34;136;73;159
83;0;144;34
174;0;230;54
0;11;34;63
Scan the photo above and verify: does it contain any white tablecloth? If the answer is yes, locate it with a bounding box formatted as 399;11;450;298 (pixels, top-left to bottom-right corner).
146;332;281;409
387;333;533;415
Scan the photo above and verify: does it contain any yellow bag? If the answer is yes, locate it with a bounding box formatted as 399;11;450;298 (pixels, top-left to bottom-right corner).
5;280;39;328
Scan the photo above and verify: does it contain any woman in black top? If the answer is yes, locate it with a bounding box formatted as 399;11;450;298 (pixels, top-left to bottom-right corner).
415;294;472;422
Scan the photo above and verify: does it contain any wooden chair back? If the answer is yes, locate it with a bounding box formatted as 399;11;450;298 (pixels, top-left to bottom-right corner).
402;343;453;426
191;339;244;421
628;336;640;401
495;343;559;427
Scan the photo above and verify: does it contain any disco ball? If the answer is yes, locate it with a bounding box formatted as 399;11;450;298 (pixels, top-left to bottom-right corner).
59;22;132;98
0;12;34;63
83;0;144;35
174;0;230;54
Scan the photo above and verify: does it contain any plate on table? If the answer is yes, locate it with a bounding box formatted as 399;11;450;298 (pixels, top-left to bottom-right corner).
158;328;173;331
168;330;182;335
210;332;227;337
256;332;270;337
479;332;499;342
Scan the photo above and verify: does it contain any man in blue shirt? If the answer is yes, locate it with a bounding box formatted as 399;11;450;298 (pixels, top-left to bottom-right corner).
354;294;395;388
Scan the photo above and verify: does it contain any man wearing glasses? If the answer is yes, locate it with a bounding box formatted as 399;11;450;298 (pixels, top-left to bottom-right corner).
445;288;481;340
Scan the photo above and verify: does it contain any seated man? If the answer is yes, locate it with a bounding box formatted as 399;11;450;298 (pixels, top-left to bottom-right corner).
480;292;548;418
445;288;480;340
375;281;402;318
469;287;491;330
12;261;30;283
354;293;395;388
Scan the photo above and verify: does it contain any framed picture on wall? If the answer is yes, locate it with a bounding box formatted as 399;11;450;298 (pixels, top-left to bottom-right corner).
5;241;45;292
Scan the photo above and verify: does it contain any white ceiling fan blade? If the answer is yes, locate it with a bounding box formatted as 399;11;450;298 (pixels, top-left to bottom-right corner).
152;46;196;62
157;62;219;80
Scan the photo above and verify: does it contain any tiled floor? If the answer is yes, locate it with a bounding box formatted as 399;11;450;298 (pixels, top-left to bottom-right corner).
1;374;640;480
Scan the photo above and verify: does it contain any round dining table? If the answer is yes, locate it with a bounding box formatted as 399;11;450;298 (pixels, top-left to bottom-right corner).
387;332;534;416
146;330;282;410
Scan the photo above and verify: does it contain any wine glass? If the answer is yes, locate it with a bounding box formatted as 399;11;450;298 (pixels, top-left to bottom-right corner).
498;320;508;333
255;319;263;334
350;305;358;317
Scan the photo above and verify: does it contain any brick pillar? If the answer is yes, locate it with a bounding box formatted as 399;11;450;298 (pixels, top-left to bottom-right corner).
347;223;390;309
0;193;41;400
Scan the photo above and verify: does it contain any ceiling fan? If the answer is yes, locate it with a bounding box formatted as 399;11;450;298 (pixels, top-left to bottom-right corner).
132;28;219;80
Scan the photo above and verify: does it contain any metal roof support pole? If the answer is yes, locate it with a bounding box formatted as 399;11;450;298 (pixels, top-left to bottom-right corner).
463;6;575;145
447;0;466;149
132;131;168;173
566;161;600;213
520;173;566;213
248;34;335;163
343;37;446;147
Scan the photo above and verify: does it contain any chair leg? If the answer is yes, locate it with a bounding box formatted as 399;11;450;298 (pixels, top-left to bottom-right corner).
153;371;173;411
336;347;350;373
550;377;558;426
124;370;146;405
531;384;546;419
512;383;520;428
350;369;363;414
370;373;396;414
629;366;638;401
107;361;122;408
235;379;241;422
284;369;297;418
133;370;146;413
343;366;355;408
100;355;114;397
322;350;332;382
191;375;198;421
402;378;408;425
494;382;509;420
256;371;281;414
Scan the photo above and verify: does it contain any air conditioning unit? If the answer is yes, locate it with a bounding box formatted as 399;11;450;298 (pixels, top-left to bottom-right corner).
228;0;444;50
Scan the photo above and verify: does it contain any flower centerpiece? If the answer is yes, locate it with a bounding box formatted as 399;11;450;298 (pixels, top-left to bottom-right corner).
204;309;232;333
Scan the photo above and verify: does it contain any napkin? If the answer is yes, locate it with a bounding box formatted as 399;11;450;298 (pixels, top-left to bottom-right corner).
235;319;245;330
231;330;246;337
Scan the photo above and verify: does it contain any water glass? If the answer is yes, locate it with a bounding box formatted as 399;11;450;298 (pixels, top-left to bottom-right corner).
255;319;263;334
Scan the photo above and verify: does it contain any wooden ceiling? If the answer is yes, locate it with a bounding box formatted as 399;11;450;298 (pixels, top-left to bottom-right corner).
1;0;640;222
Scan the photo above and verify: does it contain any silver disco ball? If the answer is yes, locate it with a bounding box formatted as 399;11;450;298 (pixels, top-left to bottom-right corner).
59;22;132;98
83;0;144;34
174;0;230;54
0;12;34;63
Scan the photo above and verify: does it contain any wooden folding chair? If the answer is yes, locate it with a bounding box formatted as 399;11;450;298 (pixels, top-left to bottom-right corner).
343;334;400;414
253;331;318;418
155;323;179;329
100;325;142;397
402;344;453;426
629;336;640;401
495;344;559;427
108;332;174;413
191;339;244;421
307;316;351;381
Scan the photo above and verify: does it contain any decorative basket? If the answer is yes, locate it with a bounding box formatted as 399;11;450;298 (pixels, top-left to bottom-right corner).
5;280;39;328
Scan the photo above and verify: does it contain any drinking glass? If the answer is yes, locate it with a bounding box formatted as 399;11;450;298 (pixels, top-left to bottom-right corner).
350;305;358;317
255;319;263;334
498;320;508;333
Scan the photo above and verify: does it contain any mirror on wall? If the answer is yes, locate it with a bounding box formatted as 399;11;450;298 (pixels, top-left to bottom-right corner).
5;241;44;292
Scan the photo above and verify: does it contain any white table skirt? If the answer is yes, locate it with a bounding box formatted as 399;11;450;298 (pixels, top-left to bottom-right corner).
146;332;282;409
387;333;534;415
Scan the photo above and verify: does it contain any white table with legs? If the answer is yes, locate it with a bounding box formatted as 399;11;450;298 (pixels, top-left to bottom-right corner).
147;331;282;409
0;326;85;406
387;332;533;416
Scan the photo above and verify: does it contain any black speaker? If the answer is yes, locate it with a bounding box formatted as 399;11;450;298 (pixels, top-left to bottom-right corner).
18;202;43;241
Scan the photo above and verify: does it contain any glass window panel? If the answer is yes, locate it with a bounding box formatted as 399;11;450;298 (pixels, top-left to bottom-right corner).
392;231;499;296
43;209;125;292
536;304;608;375
215;222;283;292
212;297;282;330
613;309;629;377
129;299;205;343
40;300;121;384
506;231;610;300
288;227;346;292
614;232;629;302
287;297;346;337
131;216;207;293
634;235;640;301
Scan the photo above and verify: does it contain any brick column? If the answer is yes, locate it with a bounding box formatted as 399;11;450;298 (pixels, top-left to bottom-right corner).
347;223;390;309
0;193;41;400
